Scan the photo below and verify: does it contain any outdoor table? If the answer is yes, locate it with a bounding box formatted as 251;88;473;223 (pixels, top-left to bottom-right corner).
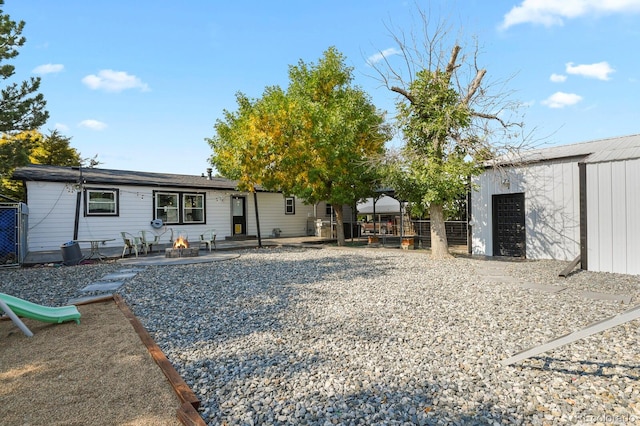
73;238;116;261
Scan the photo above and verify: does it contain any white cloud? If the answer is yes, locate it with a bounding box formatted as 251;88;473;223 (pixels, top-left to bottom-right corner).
550;73;567;83
500;0;640;30
54;123;69;132
32;63;64;74
366;48;401;65
82;69;150;92
566;61;615;80
541;91;583;108
78;119;108;130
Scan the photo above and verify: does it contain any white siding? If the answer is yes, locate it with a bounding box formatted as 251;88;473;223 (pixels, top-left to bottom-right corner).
470;171;494;255
627;161;640;275
587;158;640;274
25;182;316;251
472;158;581;261
25;181;79;251
247;194;315;238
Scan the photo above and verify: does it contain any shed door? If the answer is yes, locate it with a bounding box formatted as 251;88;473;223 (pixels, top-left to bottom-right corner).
231;196;246;235
492;193;526;257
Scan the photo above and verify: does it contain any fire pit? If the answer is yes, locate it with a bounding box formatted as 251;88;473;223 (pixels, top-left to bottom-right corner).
165;233;199;258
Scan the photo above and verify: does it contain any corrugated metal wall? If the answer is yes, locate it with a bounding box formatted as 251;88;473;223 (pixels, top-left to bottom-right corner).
472;158;581;261
586;158;640;275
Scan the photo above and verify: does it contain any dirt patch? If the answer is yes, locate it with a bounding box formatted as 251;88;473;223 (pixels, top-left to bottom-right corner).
0;299;195;425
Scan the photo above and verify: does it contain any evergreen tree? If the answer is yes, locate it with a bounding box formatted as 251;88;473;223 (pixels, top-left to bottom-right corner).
0;0;49;133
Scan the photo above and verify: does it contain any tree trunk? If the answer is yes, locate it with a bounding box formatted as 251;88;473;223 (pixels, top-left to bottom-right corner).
334;204;345;246
430;203;452;259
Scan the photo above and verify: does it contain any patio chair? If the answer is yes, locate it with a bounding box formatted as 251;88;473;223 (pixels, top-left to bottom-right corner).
121;232;141;258
140;230;161;254
199;229;216;252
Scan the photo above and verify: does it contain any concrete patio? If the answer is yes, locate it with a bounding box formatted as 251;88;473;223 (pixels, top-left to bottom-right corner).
22;236;336;266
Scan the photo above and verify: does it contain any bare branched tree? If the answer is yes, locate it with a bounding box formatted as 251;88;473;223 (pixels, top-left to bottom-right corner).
369;4;538;258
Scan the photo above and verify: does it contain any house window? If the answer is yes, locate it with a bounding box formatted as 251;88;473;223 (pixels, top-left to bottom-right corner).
285;197;295;215
85;188;119;216
183;193;204;223
154;191;205;224
156;192;179;223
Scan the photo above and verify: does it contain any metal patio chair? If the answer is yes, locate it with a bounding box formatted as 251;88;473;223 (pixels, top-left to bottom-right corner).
139;230;161;254
121;232;141;258
199;229;216;252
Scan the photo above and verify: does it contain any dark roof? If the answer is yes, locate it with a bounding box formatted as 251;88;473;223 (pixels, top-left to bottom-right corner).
12;164;272;192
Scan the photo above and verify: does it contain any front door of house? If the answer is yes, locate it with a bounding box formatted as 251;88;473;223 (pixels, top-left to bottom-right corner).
231;196;246;236
492;192;526;257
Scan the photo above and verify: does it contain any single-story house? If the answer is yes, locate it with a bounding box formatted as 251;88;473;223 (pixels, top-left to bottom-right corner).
12;165;336;252
471;134;640;275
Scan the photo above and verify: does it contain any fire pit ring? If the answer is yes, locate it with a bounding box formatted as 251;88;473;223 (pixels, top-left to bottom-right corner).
165;231;199;257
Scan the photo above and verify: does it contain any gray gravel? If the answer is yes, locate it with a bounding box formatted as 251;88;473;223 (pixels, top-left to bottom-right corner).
2;246;640;425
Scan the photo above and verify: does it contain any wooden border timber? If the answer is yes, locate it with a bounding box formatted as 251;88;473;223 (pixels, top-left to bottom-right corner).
112;294;206;426
2;294;206;425
558;255;581;278
501;304;640;366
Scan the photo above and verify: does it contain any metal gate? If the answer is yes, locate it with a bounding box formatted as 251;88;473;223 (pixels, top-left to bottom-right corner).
0;203;28;266
492;193;525;257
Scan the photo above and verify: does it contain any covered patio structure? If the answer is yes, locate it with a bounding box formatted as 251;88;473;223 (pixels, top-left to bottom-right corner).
357;194;401;235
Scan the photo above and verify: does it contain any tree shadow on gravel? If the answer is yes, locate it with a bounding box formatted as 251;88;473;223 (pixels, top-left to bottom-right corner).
119;250;531;424
122;249;402;348
523;356;640;380
192;344;525;425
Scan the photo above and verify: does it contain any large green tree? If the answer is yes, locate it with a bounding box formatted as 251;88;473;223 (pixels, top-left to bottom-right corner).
208;47;390;246
1;129;82;200
373;11;524;258
29;129;82;166
0;0;48;133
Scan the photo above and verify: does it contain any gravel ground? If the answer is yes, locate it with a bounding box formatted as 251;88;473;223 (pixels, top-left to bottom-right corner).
2;246;640;425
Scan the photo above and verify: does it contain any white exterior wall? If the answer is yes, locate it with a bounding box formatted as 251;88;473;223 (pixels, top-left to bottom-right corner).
24;181;316;251
25;181;80;251
244;194;315;238
472;158;581;261
586;158;640;275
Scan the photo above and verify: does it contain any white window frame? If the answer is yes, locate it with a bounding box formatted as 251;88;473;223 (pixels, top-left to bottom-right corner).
154;191;206;224
84;188;119;216
183;193;205;223
155;192;180;224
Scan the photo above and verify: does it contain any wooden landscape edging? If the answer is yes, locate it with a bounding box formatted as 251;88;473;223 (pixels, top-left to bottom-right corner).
4;294;208;424
110;294;206;426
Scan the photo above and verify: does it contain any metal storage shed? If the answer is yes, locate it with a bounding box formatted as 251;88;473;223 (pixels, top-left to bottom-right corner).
471;134;640;275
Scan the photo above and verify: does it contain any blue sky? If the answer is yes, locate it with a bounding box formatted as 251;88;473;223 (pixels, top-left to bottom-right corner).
5;0;640;175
